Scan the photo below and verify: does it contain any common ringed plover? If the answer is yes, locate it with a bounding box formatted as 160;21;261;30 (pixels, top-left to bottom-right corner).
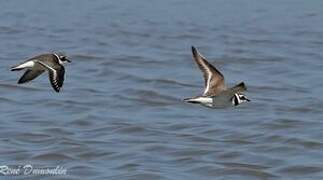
11;53;71;92
184;46;250;108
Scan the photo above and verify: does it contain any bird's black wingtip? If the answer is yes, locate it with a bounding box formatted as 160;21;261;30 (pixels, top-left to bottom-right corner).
53;88;60;93
191;46;197;53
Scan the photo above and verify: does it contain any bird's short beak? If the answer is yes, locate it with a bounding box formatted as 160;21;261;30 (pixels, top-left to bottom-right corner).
246;98;251;102
66;58;71;63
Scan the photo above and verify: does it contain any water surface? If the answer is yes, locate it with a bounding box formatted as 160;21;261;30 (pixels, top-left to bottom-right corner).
1;0;323;179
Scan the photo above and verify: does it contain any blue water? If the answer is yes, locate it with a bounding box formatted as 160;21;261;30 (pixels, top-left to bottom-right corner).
1;0;323;179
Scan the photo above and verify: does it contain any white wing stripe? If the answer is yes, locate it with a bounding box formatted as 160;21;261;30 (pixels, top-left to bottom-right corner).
200;56;213;95
195;48;213;95
204;72;212;95
37;61;59;88
37;61;55;71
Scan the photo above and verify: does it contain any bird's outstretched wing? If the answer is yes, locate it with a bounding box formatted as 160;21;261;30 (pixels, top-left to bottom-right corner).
36;61;65;92
191;46;225;96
